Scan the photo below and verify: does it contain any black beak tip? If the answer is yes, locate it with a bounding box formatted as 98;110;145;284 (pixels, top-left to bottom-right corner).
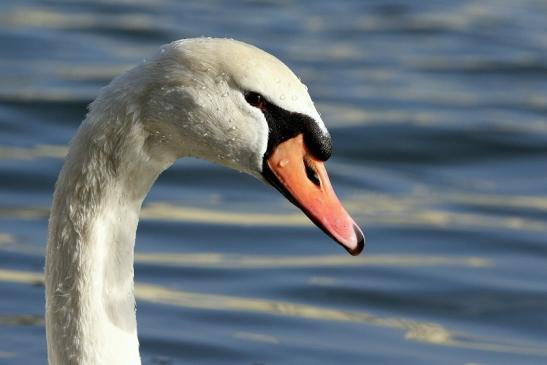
347;224;365;256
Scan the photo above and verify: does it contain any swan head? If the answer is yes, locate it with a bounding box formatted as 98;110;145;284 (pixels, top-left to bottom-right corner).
133;38;364;255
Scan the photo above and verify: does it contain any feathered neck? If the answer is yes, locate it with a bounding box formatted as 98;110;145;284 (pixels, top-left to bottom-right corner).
45;89;167;365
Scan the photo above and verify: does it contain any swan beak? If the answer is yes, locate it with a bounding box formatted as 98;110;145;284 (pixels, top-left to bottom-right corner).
263;134;365;255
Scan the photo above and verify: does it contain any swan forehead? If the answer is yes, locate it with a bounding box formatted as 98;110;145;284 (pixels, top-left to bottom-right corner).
170;38;326;132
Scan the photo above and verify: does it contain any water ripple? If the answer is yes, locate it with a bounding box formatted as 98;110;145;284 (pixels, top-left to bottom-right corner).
1;268;546;357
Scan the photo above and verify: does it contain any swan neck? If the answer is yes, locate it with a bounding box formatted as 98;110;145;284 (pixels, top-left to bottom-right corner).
45;104;166;364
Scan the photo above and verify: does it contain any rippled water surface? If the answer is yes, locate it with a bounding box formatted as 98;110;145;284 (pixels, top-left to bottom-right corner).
1;1;547;364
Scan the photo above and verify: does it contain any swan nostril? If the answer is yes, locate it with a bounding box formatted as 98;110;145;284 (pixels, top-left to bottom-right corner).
304;159;321;187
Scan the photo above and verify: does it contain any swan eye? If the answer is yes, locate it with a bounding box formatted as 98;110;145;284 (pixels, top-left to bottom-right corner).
245;92;266;110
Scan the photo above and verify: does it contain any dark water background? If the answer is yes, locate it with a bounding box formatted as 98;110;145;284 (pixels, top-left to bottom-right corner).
1;0;547;364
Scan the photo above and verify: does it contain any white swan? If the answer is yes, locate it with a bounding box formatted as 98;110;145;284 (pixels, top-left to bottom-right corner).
45;38;365;365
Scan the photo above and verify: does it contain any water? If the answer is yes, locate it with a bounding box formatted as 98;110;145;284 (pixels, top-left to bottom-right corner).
1;0;546;364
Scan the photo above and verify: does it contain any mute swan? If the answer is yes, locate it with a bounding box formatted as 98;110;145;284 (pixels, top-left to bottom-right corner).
45;38;365;365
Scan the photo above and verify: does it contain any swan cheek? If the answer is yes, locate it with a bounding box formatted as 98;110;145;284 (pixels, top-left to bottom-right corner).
263;134;365;255
239;112;269;178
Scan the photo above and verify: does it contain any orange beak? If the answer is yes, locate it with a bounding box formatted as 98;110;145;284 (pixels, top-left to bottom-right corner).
263;134;365;255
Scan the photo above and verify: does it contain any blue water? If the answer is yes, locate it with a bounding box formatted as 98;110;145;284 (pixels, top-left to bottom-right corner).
1;0;547;364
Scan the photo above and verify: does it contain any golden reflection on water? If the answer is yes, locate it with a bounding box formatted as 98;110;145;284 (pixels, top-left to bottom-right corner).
0;236;491;270
1;143;546;221
1;198;546;234
140;203;308;227
0;268;546;356
0;8;159;31
443;193;547;210
134;252;491;269
0;145;67;160
0;233;14;246
0;351;14;358
0;207;49;220
233;331;279;345
140;198;547;233
2;143;546;232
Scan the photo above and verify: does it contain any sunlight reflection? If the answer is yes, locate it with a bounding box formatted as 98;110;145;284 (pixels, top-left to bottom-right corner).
0;268;546;356
140;203;308;227
140;201;547;233
0;145;67;160
0;7;161;30
134;253;491;269
0;238;491;269
1;142;546;234
233;331;279;344
0;233;14;246
1;199;546;233
0;351;14;358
